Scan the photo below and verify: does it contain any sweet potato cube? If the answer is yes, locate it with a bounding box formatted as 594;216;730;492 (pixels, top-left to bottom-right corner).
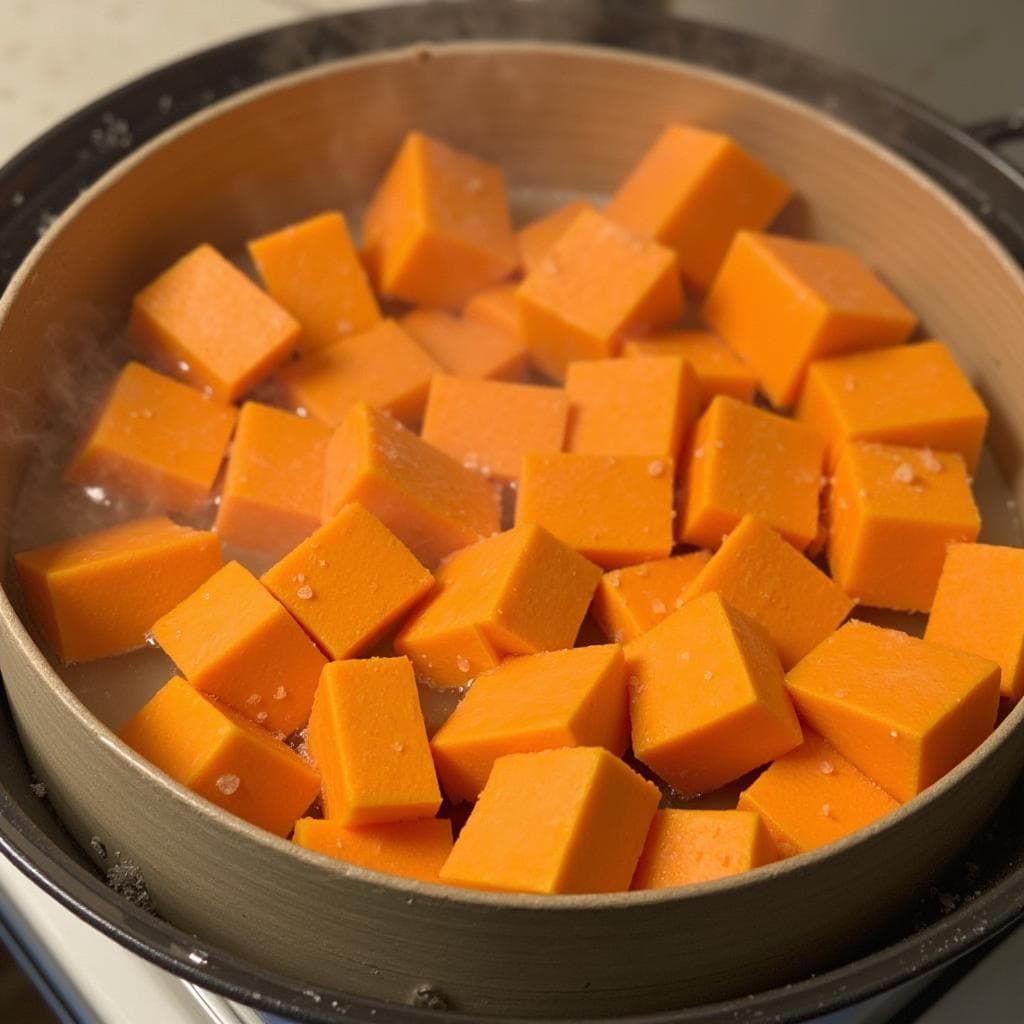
631;809;776;890
683;515;853;668
15;516;222;664
214;402;331;556
322;402;501;569
565;356;699;459
785;621;1001;802
516;208;683;380
516;200;593;272
737;731;901;856
262;502;433;661
130;243;299;401
625;592;802;795
623;330;757;407
926;543;1024;702
64;361;236;516
119;676;320;837
591;551;711;644
307;657;441;825
463;283;522;340
703;231;917;408
361;131;518;308
439;746;660;894
420;375;568;484
278;318;440;427
678;395;825;551
401;308;526;382
151;560;327;735
797;341;988;471
516;453;674;568
828;441;980;612
248;211;380;351
292;817;453;883
395;522;601;688
605;124;792;290
430;644;629;802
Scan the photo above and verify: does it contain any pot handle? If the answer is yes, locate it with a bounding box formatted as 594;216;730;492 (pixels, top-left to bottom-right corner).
965;110;1024;150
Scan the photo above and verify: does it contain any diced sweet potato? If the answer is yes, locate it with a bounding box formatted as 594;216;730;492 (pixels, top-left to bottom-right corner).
151;561;327;735
606;124;792;290
248;210;381;350
214;401;331;556
261;502;433;661
785;621;1000;802
626;592;802;795
322;402;501;569
64;361;237;516
401;308;526;382
130;243;299;401
307;657;441;825
395;522;601;688
439;747;660;893
517;208;683;380
430;644;629;802
703;231;917;407
516;453;675;568
420;374;568;484
15;516;222;664
119;676;320;837
361;131;518;308
278;318;440;426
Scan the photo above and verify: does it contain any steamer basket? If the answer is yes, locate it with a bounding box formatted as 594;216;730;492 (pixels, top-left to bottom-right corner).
1;28;1024;1023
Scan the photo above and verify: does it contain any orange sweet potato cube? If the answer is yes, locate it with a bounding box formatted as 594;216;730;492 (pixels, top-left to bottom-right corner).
827;442;980;612
307;657;441;825
626;592;803;795
565;356;699;459
684;515;853;668
64;361;237;516
516;453;674;569
926;543;1024;703
622;330;758;407
277;318;440;427
248;210;380;351
737;731;901;856
214;401;331;556
119;676;320;837
401;308;526;382
678;395;825;551
516;200;593;272
15;516;222;664
151;560;327;735
591;551;711;644
420;375;568;484
430;644;629;803
261;502;433;661
292;817;453;883
785;621;1001;803
605;124;792;291
322;402;500;569
395;522;601;688
631;809;777;890
439;746;660;894
130;243;299;401
516;208;683;380
361;131;518;308
797;340;988;471
703;231;917;408
463;283;522;340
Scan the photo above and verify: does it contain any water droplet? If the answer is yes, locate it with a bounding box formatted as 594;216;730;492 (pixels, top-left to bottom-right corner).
296;584;314;600
215;773;240;795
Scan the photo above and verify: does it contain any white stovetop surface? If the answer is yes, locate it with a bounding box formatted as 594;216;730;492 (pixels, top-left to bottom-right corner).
1;1;1023;1022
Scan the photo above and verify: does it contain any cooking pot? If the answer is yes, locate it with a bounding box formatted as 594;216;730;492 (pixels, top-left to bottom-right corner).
1;3;1023;1021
